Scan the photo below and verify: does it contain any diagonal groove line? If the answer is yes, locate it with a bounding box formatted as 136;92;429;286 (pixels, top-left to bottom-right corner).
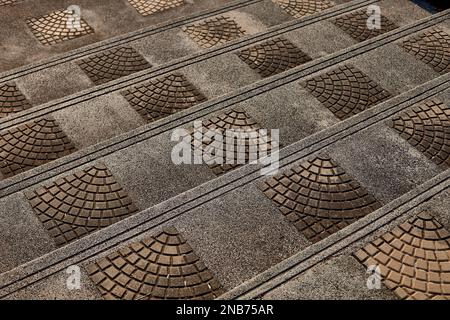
0;0;377;129
0;10;447;198
0;70;448;298
0;0;264;82
222;172;450;299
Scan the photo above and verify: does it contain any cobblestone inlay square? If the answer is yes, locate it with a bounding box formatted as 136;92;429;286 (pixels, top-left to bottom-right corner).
122;72;207;123
0;117;76;178
182;16;246;48
77;47;152;86
86;227;224;300
24;164;139;246
191;108;273;176
26;10;94;45
401;28;450;73
355;212;450;300
0;0;17;6
389;99;450;168
235;37;312;78
128;0;185;16
272;0;334;18
0;82;32;119
333;9;398;42
302;64;391;120
259;155;381;243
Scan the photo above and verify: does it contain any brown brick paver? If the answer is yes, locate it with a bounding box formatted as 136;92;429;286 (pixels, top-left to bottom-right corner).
86;227;224;300
77;47;152;85
355;212;450;300
236;37;312;77
260;155;381;242
302;64;391;120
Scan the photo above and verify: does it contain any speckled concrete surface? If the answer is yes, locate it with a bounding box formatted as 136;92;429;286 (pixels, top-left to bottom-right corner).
0;0;448;300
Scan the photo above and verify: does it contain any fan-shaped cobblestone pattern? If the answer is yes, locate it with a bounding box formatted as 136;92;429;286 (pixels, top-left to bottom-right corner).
77;47;152;85
302;65;391;120
182;16;246;48
122;73;207;122
0;0;17;6
26;10;94;45
272;0;334;18
389;99;450;168
333;9;398;42
355;212;450;300
0;82;32;118
128;0;184;16
192;108;272;176
24;164;139;246
86;227;224;300
0;117;76;178
236;37;312;78
259;155;381;242
401;28;450;73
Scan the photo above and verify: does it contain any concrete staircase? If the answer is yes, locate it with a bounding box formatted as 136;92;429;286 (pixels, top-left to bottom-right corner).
0;0;449;300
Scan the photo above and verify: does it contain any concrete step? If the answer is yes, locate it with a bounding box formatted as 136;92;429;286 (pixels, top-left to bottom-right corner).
0;0;443;188
1;71;449;299
0;0;263;72
0;0;449;300
0;1;449;298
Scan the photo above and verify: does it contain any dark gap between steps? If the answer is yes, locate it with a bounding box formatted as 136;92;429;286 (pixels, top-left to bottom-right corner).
410;0;450;13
